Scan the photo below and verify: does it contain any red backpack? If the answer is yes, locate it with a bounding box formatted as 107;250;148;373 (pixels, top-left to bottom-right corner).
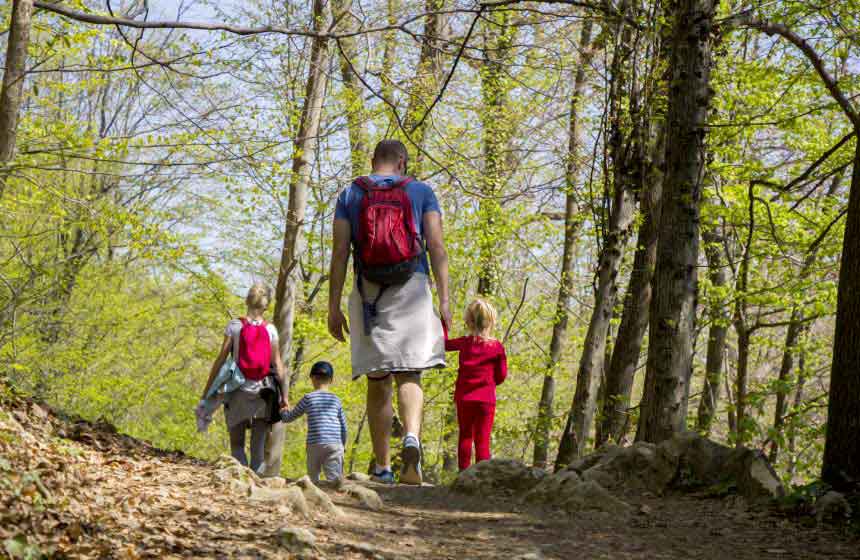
236;318;271;381
353;176;424;333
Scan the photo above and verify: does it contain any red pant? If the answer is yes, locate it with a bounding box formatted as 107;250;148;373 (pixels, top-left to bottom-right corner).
456;400;496;471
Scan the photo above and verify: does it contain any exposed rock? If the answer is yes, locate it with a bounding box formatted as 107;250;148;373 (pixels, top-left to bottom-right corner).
660;432;784;500
558;481;633;515
347;542;385;558
343;482;384;511
276;526;317;555
454;434;782;507
248;484;310;519
210;462;261;496
285;485;312;518
296;475;345;518
581;467;616;489
249;485;289;503
579;442;677;495
814;491;852;524
523;470;581;505
452;459;546;495
523;468;631;516
347;472;372;482
564;445;619;474
260;476;288;489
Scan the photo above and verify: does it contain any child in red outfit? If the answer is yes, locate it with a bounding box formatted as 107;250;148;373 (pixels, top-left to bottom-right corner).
443;299;508;471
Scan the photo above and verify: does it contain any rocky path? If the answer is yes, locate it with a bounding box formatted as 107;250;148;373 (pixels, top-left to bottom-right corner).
1;396;859;559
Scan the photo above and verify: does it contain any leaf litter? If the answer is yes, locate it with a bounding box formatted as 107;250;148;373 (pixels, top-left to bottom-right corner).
1;393;859;559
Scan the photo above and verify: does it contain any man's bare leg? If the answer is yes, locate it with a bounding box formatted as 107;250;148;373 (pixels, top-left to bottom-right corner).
396;373;423;436
366;375;394;473
396;372;424;484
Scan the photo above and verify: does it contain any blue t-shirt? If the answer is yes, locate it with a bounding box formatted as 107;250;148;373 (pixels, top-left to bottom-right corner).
334;175;441;274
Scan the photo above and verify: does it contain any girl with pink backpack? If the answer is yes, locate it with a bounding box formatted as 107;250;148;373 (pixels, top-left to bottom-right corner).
200;283;287;472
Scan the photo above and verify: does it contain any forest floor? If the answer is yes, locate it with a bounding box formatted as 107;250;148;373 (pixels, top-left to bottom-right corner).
2;393;859;559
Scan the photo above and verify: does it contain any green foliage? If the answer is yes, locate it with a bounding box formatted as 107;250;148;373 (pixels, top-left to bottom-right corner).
0;0;855;484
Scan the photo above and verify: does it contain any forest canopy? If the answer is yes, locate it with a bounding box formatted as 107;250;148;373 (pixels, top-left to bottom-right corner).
2;0;859;487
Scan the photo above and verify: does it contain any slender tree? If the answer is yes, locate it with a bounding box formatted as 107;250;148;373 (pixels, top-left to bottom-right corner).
597;125;664;446
695;227;730;435
0;0;35;182
555;2;638;465
268;0;332;477
335;0;370;177
477;7;517;296
636;0;716;443
401;0;444;176
532;18;595;469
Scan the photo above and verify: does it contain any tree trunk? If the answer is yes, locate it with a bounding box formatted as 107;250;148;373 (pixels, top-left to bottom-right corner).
555;173;635;465
267;0;330;478
335;0;369;177
769;308;806;463
695;228;729;435
0;0;34;173
822;140;860;488
402;0;444;176
555;2;638;467
733;324;751;446
786;354;806;480
477;8;516;296
731;182;757;447
273;0;331;376
380;0;398;129
532;19;594;469
597;179;660;445
636;0;715;444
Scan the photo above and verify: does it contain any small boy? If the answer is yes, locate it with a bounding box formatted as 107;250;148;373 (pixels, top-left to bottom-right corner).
280;361;347;484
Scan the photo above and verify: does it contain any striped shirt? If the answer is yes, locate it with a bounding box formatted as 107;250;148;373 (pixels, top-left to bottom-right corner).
281;390;347;446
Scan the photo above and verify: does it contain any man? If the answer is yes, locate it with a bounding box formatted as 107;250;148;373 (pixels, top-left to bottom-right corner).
328;139;451;485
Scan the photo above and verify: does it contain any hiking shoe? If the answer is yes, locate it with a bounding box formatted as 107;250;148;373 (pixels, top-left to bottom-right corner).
370;468;395;484
400;434;423;485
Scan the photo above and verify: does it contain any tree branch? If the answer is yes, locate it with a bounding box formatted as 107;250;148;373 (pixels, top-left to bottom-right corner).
739;18;860;128
34;1;461;40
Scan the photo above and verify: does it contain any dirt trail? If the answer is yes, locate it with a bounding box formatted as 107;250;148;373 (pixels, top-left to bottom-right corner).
1;397;859;559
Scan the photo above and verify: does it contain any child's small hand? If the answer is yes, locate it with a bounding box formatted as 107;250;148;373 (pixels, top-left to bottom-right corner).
280;402;290;412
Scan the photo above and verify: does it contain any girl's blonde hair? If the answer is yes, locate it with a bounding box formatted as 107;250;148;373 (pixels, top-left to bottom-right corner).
465;298;497;336
246;282;272;312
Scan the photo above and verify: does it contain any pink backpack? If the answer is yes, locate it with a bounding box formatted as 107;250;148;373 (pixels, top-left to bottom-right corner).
236;318;271;381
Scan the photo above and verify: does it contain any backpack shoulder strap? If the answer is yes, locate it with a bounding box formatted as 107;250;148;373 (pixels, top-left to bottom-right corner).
394;176;414;190
354;176;375;192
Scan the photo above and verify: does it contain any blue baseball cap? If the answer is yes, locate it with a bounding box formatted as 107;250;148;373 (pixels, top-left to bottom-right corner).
310;361;334;378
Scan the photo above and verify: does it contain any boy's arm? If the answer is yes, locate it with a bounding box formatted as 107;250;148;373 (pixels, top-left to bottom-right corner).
339;405;348;446
280;395;309;423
